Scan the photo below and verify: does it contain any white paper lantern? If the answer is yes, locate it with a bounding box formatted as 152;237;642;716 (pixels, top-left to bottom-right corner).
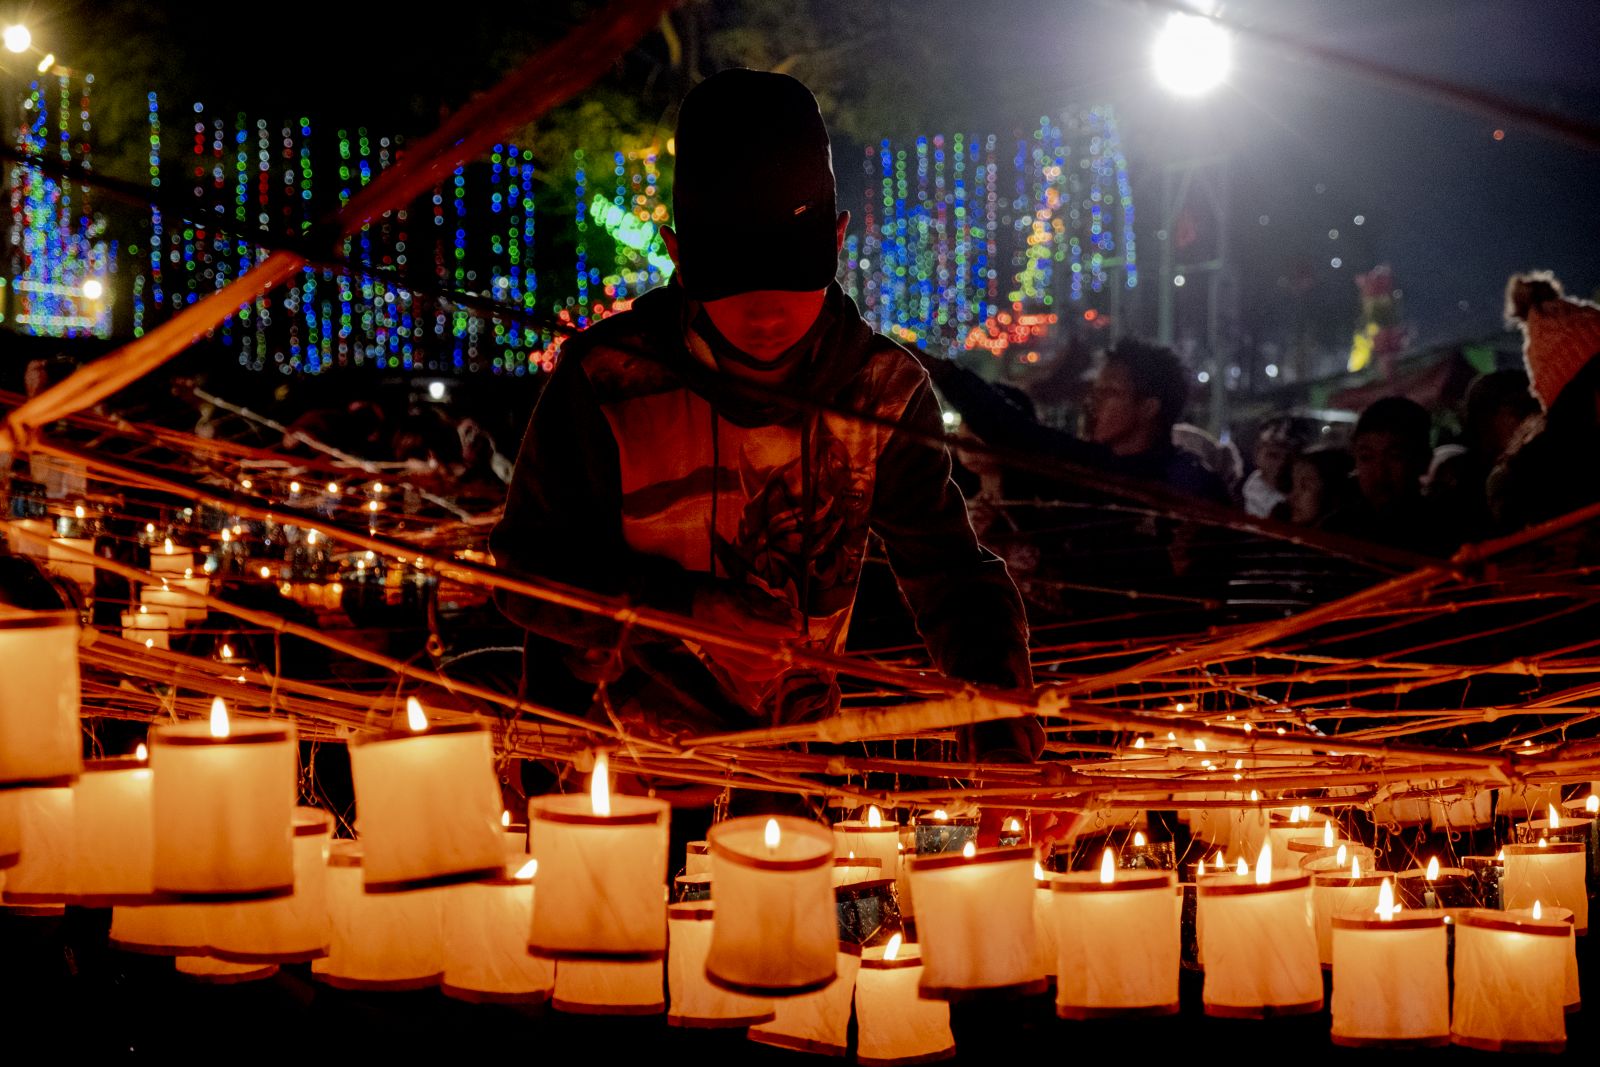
109;901;210;956
666;901;775;1029
552;959;665;1015
349;718;503;891
1371;795;1430;826
527;786;669;961
208;807;332;963
1451;910;1568;1053
832;810;901;875
1503;842;1588;932
175;955;278;984
705;816;836;996
149;543;195;576
908;846;1045;1000
1053;868;1179;1018
1;787;75;904
855;938;956;1066
1429;790;1492;831
0;790;19;870
149;711;296;900
0;611;81;789
1300;843;1376;874
685;840;710;876
1196;870;1321;1018
1034;871;1057;980
831;857;885;888
140;584;196;629
748;945;860;1056
1330;910;1449;1047
120;609;170;650
440;857;553;1004
45;537;95;592
3;518;50;558
72;757;155;905
1508;905;1580;1013
313;840;443;991
1310;869;1386;968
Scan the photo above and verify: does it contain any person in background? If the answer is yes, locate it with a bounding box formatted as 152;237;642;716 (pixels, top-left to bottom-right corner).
1491;272;1600;532
1242;417;1309;519
1428;369;1539;542
1172;422;1243;502
1288;448;1355;527
1323;396;1452;555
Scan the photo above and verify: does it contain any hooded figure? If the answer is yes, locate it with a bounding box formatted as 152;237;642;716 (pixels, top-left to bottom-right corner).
491;70;1038;761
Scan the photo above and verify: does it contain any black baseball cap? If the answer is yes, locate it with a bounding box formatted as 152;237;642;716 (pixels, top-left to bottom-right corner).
671;69;839;302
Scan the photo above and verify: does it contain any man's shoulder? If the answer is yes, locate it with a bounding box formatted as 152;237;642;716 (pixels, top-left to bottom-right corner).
845;331;932;405
559;297;683;403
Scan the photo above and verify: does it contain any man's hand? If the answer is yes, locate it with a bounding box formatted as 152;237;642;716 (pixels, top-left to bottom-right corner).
691;581;806;678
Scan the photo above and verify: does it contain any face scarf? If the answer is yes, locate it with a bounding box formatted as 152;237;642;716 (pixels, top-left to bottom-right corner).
688;295;833;381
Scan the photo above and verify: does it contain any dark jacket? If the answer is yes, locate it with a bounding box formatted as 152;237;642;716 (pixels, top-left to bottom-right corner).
491;283;1032;737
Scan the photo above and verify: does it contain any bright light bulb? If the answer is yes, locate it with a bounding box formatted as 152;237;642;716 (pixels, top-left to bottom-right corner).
765;818;781;851
1151;11;1231;97
82;278;103;300
405;696;427;732
1255;843;1272;885
1100;848;1115;883
326;482;339;494
428;380;446;401
3;25;31;53
867;805;883;828
209;696;230;738
258;565;271;579
74;505;85;519
1426;856;1440;880
590;752;611;817
36;52;53;73
961;840;976;859
883;932;903;961
289;481;301;495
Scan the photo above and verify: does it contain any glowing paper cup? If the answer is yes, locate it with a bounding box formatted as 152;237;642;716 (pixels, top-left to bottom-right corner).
1503;842;1587;932
207;807;332;963
1053;868;1179;1018
666;902;775;1029
0;612;81;788
1196;871;1321;1018
1;787;75;904
72;757;155;906
748;944;861;1056
1451;909;1568;1053
441;856;553;1004
1330;911;1449;1047
314;841;444;991
552;959;665;1015
706;816;837;996
909;846;1046;1000
856;939;956;1067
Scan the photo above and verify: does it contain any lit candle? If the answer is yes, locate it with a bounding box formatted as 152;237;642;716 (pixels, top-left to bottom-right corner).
0;611;82;789
552;959;666;1015
913;809;976;855
1310;856;1389;968
313;841;444;991
1053;864;1179;1018
1195;841;1322;1018
71;757;155;906
140;582;195;629
666;901;775;1029
1450;909;1569;1052
170;571;212;625
527;752;669;961
441;855;554;1005
148;698;297;899
748;944;861;1056
705;815;837;996
1505;902;1581;1015
149;540;194;575
1328;878;1449;1047
1396;855;1476;910
501;808;529;857
855;935;956;1064
1529;800;1600;886
1502;842;1587;932
207;807;332;964
908;845;1045;999
1301;841;1377;875
831;805;900;880
45;536;95;592
120;608;170;650
348;699;504;891
684;840;711;876
1034;861;1058;981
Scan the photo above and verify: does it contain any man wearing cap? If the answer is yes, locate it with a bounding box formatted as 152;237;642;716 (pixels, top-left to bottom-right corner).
491;69;1039;762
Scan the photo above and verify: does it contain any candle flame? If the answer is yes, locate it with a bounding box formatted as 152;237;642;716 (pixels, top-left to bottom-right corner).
221;529;231;543
1323;821;1335;848
144;638;154;649
1425;856;1440;880
258;565;271;579
867;805;882;828
1249;789;1259;803
515;859;537;880
209;696;230;738
1133;831;1147;847
1497;848;1506;862
307;530;319;546
1352;854;1362;879
1539;836;1549;848
591;752;611;817
135;742;147;761
163;539;173;555
765;818;781;850
221;643;234;659
1288;807;1300;825
1034;862;1046;881
849;851;855;860
1194;738;1206;752
74;505;85;519
1255;843;1272;885
1006;817;1022;834
1214;852;1225;870
1099;848;1115;883
884;932;903;961
1336;843;1348;867
326;481;339;494
931;809;948;822
1549;804;1561;830
1197;857;1206;876
1588;794;1599;814
961;840;976;859
501;810;511;828
1236;856;1248;877
1376;877;1396;921
1134;737;1145;749
1534;899;1543;920
405;696;427;732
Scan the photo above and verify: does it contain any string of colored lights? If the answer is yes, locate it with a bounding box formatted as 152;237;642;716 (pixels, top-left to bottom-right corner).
849;108;1135;355
6;73;113;337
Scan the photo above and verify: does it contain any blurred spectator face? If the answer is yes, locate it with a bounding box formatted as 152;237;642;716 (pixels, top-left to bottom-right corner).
702;289;827;361
1289;458;1337;525
1353;430;1424;511
23;358;48;397
1255;436;1292;490
1486;403;1532;457
1087;363;1157;454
